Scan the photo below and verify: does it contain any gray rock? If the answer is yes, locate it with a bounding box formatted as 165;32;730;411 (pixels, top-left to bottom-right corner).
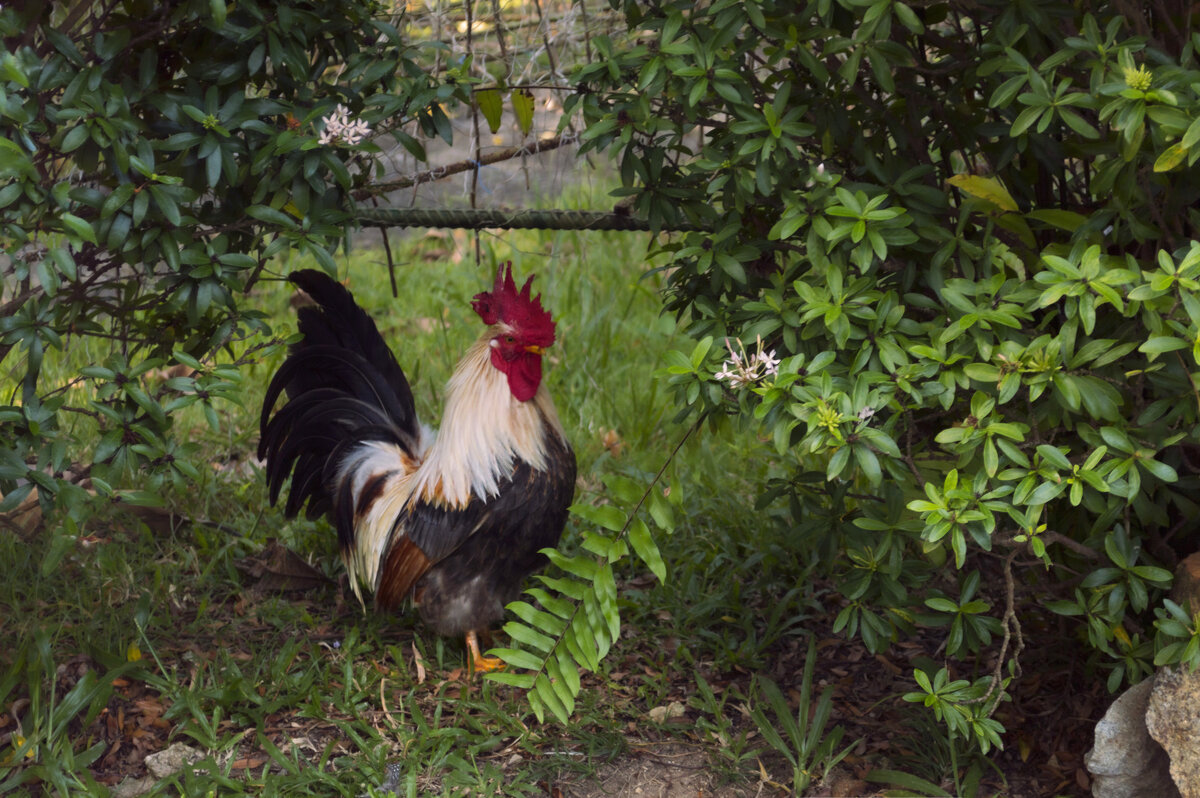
1147;666;1200;798
109;776;155;798
1085;678;1179;798
144;741;203;779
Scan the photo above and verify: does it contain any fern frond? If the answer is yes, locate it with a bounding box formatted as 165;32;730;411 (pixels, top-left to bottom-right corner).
486;421;698;723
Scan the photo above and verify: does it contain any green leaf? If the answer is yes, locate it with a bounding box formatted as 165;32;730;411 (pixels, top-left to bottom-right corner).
0;181;22;209
1139;457;1178;483
628;519;666;583
593;565;621;641
1154;143;1188;172
893;2;924;33
1131;565;1172;582
865;769;953;796
1044;600;1084;616
0;137;32;178
490;647;544;671
963;362;1000;382
544;655;577;715
1026;480;1066;506
59;212;97;244
477;89;504;134
602;474;642;505
555;648;582;697
646;491;675;534
246;204;297;228
1036;444;1072;471
662;349;693;373
534;672;570;723
61;124;90;153
572;503;626;532
503;620;556;653
948;175;1018;212
512;89;535;136
148;185;181;226
1;52;29;87
1052;373;1081;411
1100;426;1135;452
854;444;882;485
1026;209;1088;232
925;597;959;613
484;671;534;689
1183;116;1200;149
563;623;599;672
548;549;598;581
1139;336;1189;355
983;438;999;477
1059;107;1100;138
507;601;566;637
827;444;851;480
524;587;574;620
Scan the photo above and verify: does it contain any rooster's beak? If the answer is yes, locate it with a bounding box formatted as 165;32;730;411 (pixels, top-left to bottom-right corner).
524;344;545;355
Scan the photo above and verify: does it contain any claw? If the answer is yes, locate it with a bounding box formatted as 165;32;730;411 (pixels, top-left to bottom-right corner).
466;629;506;675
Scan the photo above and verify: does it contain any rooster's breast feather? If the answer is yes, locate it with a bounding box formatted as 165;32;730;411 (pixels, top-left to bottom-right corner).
373;419;576;635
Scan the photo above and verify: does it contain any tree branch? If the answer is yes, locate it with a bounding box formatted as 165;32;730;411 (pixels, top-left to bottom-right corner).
352;133;575;200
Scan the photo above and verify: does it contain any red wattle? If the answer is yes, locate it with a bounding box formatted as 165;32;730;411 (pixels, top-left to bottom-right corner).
491;349;542;401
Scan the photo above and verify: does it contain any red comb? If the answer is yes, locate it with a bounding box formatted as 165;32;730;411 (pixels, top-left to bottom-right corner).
471;262;556;346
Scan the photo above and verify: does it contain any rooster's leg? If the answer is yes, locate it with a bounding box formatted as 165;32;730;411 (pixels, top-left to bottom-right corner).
466;629;505;674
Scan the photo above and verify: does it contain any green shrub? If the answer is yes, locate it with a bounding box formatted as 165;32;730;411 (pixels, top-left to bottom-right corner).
0;2;460;518
567;0;1200;752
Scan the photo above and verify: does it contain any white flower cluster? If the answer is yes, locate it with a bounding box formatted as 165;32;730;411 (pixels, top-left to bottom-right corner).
714;336;780;388
318;104;371;146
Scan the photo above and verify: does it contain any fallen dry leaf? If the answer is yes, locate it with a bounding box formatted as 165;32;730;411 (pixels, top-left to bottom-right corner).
411;642;427;685
600;428;626;457
235;541;332;593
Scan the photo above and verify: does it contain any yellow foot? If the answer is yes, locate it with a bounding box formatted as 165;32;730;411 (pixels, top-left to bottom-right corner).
470;655;507;674
465;630;507;675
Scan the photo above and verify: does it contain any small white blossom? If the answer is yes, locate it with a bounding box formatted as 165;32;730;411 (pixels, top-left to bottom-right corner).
318;104;371;146
756;347;780;376
715;336;779;389
857;406;876;422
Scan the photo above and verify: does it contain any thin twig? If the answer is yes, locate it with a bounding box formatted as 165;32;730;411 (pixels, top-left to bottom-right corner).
579;0;592;63
489;0;509;62
380;223;399;299
465;0;482;268
352;134;573;200
528;0;560;79
966;552;1023;712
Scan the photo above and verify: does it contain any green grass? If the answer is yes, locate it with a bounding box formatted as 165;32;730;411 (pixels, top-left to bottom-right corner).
1;221;854;796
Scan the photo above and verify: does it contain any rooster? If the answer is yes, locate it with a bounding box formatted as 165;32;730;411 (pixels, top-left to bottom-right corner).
258;264;576;672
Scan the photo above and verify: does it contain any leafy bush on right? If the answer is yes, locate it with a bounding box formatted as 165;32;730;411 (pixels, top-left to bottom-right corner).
568;0;1200;753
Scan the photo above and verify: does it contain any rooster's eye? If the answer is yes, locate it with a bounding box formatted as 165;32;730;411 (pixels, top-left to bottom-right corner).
505;336;514;343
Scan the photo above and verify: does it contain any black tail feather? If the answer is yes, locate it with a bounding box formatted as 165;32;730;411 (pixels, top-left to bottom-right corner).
257;346;414;451
259;270;420;525
287;270;417;419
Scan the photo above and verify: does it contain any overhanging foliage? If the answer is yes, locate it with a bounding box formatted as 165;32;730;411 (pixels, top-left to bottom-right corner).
0;1;460;514
550;0;1200;753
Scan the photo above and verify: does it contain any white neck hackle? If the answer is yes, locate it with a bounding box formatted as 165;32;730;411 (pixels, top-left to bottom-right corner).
411;333;565;507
